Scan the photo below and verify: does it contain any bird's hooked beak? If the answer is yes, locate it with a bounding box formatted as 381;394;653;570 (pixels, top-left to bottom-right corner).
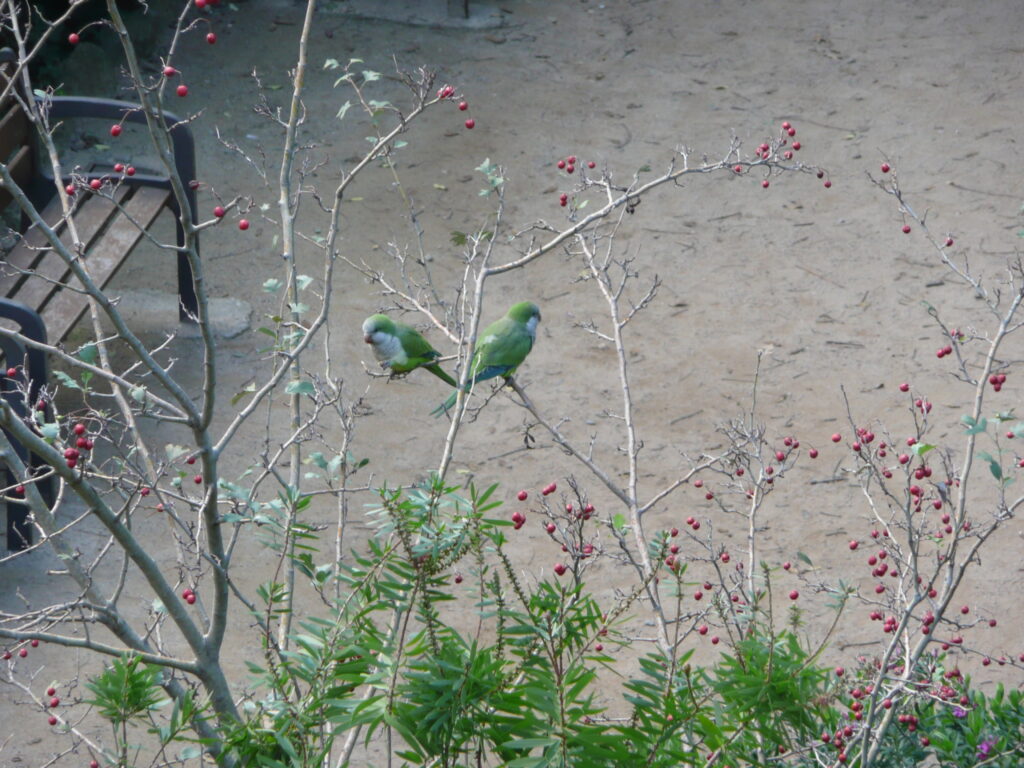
364;333;373;344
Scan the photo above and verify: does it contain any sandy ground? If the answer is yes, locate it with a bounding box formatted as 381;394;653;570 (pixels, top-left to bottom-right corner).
3;0;1024;764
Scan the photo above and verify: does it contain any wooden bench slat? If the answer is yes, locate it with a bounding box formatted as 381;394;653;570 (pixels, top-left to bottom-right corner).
42;185;170;342
1;185;131;297
0;143;32;212
0;102;28;162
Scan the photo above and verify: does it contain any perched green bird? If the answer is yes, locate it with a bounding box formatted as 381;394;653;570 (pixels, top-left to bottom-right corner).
432;301;541;417
362;314;457;387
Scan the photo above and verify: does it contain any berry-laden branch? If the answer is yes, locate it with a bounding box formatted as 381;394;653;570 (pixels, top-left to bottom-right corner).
841;174;1024;768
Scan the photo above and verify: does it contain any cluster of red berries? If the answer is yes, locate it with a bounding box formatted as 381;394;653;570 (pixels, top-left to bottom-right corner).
1;637;39;661
181;587;197;605
988;372;1007;392
436;85;474;129
62;422;93;469
555;155;597;207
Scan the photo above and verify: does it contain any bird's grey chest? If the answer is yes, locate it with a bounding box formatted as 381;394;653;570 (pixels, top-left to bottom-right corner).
373;333;407;365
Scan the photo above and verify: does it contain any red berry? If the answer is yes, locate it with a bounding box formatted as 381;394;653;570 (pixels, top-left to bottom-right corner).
464;118;475;129
46;687;56;696
792;141;801;150
545;523;556;533
782;121;791;130
945;237;954;247
566;164;574;174
113;163;124;173
176;84;189;97
30;639;38;648
517;490;528;501
902;224;911;234
454;573;463;584
49;697;59;708
206;32;217;44
19;648;27;657
73;423;86;435
196;0;207;7
587;161;596;169
553;562;567;576
808;448;818;458
831;433;841;443
823;180;832;188
5;367;15;378
458;101;468;111
68;33;81;45
109;124;122;137
193;474;203;484
89;179;102;190
126;166;136;176
881;163;890;173
48;715;57;726
542;482;557;496
185;593;196;604
782;561;791;570
849;540;858;550
789;589;799;600
786;127;796;136
761;179;770;189
238;219;250;230
213;205;225;218
163;66;176;77
557;159;566;169
2;651;10;660
567;155;577;164
835;666;844;676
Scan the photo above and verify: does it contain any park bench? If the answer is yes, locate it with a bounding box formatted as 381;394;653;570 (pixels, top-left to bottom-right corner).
0;48;199;550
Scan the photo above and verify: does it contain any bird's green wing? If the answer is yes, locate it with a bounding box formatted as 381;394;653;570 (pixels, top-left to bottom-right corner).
474;316;533;373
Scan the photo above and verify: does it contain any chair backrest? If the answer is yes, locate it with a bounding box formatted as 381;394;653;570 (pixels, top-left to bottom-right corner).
0;52;34;212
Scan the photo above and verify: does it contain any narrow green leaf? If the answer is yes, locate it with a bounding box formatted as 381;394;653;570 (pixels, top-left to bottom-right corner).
285;380;316;396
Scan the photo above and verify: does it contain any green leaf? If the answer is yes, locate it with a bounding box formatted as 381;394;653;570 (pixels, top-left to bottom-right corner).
40;423;60;441
976;451;1002;480
131;385;147;404
262;278;283;293
612;512;627;532
77;343;98;365
962;414;988;435
362;70;381;82
796;551;813;566
910;442;935;456
336;100;352;120
285;379;316;396
231;381;257;406
450;231;468;246
164;444;190;461
296;274;313;291
53;370;81;390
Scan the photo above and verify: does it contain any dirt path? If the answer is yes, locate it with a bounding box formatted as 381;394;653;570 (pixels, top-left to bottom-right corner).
3;0;1024;763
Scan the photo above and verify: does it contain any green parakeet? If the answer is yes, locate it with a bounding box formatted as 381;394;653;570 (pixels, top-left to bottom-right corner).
362;314;457;387
432;301;541;416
